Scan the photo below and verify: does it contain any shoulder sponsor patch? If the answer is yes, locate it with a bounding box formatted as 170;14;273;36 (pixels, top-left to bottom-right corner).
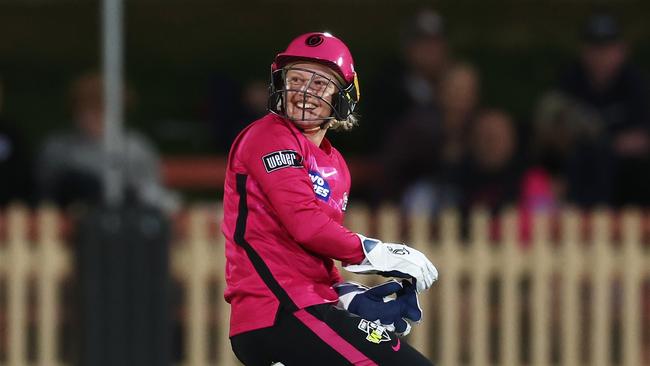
262;150;303;173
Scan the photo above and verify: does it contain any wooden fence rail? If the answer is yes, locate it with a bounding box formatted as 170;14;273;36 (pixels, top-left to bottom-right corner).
0;204;648;366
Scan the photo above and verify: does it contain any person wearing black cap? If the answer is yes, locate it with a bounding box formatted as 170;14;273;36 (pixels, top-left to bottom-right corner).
361;9;451;151
557;13;650;207
359;9;453;208
398;9;450;106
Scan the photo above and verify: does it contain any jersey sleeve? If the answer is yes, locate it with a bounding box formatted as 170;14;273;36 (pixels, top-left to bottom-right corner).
329;264;345;285
238;127;364;265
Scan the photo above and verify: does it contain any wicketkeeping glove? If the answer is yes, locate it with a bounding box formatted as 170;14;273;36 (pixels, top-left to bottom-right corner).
343;234;438;293
334;280;422;336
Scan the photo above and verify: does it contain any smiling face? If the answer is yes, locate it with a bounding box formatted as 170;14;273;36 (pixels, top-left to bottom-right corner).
283;62;341;130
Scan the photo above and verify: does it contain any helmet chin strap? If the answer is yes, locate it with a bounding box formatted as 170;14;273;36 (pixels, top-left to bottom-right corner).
302;125;321;133
298;119;331;134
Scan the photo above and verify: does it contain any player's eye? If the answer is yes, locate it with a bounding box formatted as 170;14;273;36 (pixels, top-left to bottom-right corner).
311;78;330;91
287;75;302;84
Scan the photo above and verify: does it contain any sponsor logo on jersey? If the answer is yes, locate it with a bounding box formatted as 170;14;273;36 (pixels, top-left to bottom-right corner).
358;319;391;344
262;150;303;173
308;170;331;201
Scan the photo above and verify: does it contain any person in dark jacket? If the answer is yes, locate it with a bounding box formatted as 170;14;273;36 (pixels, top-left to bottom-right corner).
0;76;33;206
558;13;650;207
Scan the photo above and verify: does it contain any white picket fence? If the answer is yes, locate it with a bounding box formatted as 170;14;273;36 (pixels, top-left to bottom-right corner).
0;204;648;366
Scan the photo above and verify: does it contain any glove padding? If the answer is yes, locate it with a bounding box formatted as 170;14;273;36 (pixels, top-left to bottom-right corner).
334;280;422;336
344;234;438;293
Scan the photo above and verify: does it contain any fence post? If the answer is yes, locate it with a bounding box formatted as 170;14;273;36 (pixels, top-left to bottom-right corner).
591;210;612;366
560;209;582;366
407;208;432;357
36;206;65;366
374;204;401;288
376;204;399;245
214;203;238;366
186;207;210;366
439;209;460;366
500;209;521;366
469;208;490;366
7;205;29;366
531;210;551;366
560;208;581;366
341;204;374;285
621;209;641;366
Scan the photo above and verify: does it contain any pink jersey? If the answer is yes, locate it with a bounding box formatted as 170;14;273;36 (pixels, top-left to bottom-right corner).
221;113;364;336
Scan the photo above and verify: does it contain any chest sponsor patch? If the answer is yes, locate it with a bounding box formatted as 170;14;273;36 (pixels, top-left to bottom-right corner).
308;170;331;201
262;150;303;173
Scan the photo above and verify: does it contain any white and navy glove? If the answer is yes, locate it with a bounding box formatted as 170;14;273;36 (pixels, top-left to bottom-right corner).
334;280;422;336
344;234;438;293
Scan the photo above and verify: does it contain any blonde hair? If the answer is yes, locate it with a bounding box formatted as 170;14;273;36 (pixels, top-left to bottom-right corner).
328;113;359;131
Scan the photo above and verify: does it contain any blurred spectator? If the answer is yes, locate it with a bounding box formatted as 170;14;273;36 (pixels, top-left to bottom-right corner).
363;8;451;152
383;62;480;214
518;166;558;244
458;109;522;213
529;91;604;202
399;9;450;105
35;71;177;211
0;76;33;206
517;91;603;243
557;13;650;207
204;74;246;153
204;76;268;153
241;79;270;121
436;63;480;180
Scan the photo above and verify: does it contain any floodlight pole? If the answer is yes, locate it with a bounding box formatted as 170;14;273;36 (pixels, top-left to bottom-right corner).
102;0;124;206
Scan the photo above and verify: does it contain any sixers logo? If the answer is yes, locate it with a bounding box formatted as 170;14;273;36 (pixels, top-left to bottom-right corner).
305;34;324;47
309;170;330;201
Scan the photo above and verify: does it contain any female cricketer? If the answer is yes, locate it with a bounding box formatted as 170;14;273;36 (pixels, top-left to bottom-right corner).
222;32;438;365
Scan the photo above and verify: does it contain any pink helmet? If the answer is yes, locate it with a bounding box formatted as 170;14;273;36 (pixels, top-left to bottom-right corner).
273;32;357;85
269;32;360;121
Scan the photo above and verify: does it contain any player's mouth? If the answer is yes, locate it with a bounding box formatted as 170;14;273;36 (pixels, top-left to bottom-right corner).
294;100;317;110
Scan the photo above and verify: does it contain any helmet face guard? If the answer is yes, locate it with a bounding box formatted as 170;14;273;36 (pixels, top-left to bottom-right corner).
268;66;358;122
